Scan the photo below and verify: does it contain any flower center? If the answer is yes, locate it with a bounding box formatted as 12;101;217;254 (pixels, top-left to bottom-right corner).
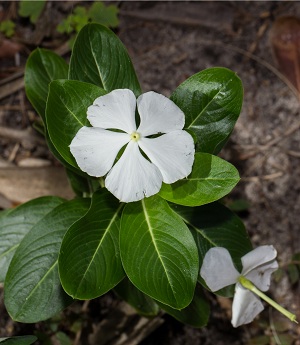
130;131;141;142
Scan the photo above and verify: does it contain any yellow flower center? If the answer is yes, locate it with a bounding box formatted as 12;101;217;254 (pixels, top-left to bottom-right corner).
130;132;140;142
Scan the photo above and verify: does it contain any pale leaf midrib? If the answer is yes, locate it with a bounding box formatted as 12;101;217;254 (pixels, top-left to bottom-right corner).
187;79;232;129
142;200;176;300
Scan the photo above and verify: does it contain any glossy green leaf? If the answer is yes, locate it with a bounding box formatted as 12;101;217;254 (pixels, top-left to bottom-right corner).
171;67;243;154
69;23;141;96
0;196;64;282
170;202;252;296
46;80;106;168
114;278;160;317
65;168;99;197
159;153;240;206
0;336;37;345
120;195;199;309
157;285;209;328
25;48;68;123
59;190;124;299
4;198;90;322
24;49;87;172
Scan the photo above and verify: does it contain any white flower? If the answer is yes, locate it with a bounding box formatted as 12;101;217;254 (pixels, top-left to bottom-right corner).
200;246;278;327
70;89;195;202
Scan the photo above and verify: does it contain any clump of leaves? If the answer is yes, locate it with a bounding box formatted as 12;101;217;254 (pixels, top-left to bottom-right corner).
0;20;15;38
18;0;47;24
57;1;119;46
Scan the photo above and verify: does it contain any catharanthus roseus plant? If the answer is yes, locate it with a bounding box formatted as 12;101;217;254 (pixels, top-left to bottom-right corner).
0;22;296;336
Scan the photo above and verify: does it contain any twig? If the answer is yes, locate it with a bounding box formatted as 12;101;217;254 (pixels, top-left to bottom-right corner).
241;172;283;182
0;126;46;145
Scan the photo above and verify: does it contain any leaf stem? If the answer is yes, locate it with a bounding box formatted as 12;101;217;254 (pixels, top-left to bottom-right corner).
238;276;298;324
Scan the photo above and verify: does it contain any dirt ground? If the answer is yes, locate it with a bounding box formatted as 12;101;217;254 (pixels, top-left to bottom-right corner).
0;1;299;344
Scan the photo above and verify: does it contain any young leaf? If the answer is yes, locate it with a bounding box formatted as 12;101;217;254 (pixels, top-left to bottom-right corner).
69;23;141;96
170;202;252;296
0;336;37;345
18;0;46;24
114;278;160;317
59;190;124;299
120;195;199;309
4;198;90;323
25;48;68;123
88;2;119;28
46;80;106;168
0;20;16;38
157;285;210;328
171;67;243;154
0;196;64;282
159;152;240;206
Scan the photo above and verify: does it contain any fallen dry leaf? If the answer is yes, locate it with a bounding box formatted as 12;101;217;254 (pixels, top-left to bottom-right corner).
270;16;300;92
0;166;74;205
0;38;23;59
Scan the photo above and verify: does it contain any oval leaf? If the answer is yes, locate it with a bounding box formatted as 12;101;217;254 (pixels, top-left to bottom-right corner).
159;152;240;206
171;67;243;154
59;190;124;299
170;202;252;296
69;23;141;96
120;195;199;309
25;48;68;122
114;278;160;317
157;285;210;328
4;199;90;322
0;336;37;345
46;79;106;167
0;196;64;282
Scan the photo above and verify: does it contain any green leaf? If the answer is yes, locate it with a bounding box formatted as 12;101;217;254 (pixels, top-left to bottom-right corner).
18;0;46;24
65;168;99;196
59;190;124;299
46;80;106;168
120;195;199;309
88;2;119;28
170;202;252;296
4;198;90;323
0;20;16;38
157;285;209;328
0;196;64;282
0;336;37;345
114;278;160;317
69;23;141;96
24;49;82;173
159;152;240;206
25;48;68;123
171;67;243;154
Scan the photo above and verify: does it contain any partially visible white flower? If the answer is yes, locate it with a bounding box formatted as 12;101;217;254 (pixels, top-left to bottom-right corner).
70;89;195;202
200;246;278;327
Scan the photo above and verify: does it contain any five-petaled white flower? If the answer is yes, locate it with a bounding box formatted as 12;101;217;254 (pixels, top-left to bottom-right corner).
70;89;195;202
200;245;278;327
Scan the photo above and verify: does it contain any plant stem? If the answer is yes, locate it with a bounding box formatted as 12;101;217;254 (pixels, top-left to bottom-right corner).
238;276;298;324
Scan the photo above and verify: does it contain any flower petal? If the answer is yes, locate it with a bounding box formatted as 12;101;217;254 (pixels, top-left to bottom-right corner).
105;141;163;202
200;247;240;292
138;130;195;184
245;260;278;292
87;89;137;133
70;126;130;177
137;91;185;136
241;246;277;281
231;284;264;327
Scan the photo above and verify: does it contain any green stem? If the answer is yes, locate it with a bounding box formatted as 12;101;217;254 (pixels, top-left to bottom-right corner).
239;276;298;324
